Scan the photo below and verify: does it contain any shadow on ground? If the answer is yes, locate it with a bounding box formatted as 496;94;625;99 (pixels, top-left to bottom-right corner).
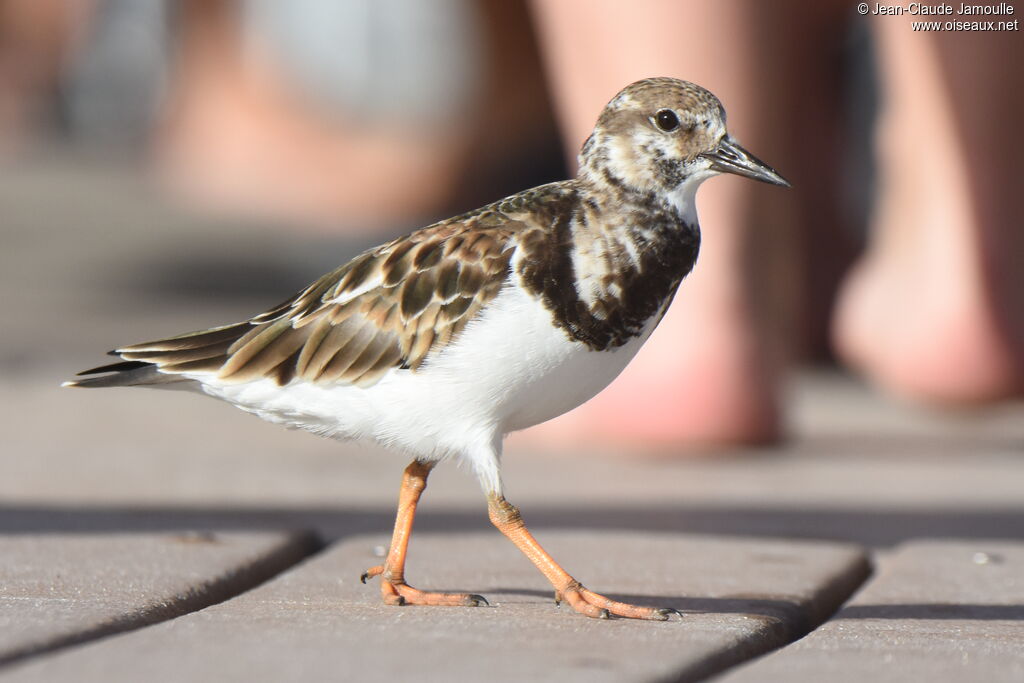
2;503;1022;548
836;604;1024;621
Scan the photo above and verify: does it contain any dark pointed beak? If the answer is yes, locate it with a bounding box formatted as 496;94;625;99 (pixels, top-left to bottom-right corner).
701;136;791;187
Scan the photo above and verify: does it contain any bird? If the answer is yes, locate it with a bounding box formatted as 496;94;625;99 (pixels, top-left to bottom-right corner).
65;77;789;620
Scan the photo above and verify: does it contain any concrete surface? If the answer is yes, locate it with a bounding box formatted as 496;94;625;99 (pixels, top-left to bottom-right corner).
719;541;1024;682
0;531;317;666
2;533;867;683
1;155;1023;681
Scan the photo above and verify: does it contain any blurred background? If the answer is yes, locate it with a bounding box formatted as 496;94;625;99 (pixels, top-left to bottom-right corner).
1;0;1022;452
1;0;566;383
2;6;1023;676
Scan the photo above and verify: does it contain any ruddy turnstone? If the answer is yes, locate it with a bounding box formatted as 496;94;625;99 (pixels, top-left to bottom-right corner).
66;77;788;620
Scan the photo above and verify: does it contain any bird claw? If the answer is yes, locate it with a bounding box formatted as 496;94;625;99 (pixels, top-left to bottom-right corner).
655;607;684;621
359;565;384;584
371;574;490;608
559;583;680;621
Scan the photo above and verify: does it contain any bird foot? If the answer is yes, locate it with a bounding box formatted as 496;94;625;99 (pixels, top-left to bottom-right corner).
555;583;681;621
360;565;488;607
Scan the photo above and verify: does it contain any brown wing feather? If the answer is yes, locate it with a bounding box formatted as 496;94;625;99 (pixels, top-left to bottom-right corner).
111;212;530;387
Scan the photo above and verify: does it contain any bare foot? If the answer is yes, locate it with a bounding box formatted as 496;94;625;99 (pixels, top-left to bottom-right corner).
524;0;792;450
516;282;780;451
832;22;1024;403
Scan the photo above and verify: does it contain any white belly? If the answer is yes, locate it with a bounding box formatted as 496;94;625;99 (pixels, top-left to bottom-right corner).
431;281;655;435
193;283;656;491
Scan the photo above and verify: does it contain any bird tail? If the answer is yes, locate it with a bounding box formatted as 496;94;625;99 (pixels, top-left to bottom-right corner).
63;360;188;387
63;321;252;389
62;360;188;388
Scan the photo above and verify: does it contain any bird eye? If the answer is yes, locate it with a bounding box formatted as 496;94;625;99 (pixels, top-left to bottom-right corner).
654;109;680;132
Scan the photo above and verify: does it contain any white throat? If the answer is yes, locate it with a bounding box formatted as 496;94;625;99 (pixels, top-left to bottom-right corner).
663;170;713;225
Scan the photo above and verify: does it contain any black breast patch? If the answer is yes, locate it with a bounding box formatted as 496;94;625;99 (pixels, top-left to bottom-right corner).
517;189;700;351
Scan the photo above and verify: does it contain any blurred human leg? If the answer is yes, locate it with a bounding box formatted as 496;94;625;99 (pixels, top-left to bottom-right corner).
0;0;93;152
833;23;1024;402
153;0;479;230
524;0;817;447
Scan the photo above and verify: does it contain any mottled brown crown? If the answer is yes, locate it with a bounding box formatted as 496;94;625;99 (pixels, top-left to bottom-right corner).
599;77;725;127
579;77;729;194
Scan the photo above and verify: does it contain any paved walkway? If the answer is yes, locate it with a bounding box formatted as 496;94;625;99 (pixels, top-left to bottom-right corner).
1;157;1023;681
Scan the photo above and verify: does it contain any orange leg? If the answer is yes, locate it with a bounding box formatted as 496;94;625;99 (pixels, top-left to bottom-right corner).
361;460;487;607
488;494;681;620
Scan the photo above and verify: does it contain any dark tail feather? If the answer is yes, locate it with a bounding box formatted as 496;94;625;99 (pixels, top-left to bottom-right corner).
63;360;186;388
63;321;255;389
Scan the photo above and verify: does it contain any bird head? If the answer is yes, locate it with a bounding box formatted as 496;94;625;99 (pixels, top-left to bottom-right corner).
579;77;789;212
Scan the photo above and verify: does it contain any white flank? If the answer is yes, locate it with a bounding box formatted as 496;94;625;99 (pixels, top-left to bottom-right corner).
190;263;657;494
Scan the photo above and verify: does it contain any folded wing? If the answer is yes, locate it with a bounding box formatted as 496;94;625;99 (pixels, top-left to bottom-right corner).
71;217;522;389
